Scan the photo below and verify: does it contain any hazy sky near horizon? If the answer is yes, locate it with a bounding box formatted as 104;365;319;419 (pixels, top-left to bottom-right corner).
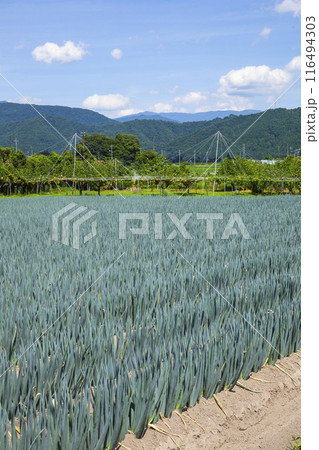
0;0;300;118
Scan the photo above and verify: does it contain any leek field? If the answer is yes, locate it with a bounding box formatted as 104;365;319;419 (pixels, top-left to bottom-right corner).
0;196;301;449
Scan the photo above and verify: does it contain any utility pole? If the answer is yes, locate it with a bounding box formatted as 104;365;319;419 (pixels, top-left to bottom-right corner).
213;131;220;197
214;131;220;175
194;150;196;165
110;144;113;160
115;158;117;189
81;131;85;155
73;133;77;178
179;149;181;166
242;144;246;159
14;137;18;152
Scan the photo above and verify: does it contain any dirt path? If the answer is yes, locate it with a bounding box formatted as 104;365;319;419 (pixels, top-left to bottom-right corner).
120;352;301;450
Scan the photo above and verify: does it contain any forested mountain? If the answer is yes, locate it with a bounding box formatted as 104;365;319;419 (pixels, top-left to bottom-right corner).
0;102;114;125
0;102;300;160
166;108;301;160
116;109;260;123
0;115;208;154
116;112;177;122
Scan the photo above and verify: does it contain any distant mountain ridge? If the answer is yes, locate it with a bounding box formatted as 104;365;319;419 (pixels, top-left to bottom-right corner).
116;112;177;123
116;109;261;123
0;102;114;125
0;102;300;160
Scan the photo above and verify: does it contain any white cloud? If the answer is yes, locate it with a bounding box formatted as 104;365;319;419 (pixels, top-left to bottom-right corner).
217;64;292;97
275;0;301;17
175;107;188;113
212;93;254;111
211;57;301;110
174;91;207;105
115;108;141;117
285;56;301;71
14;41;26;51
260;27;271;38
7;96;42;104
194;106;214;113
82;94;130;111
169;85;179;94
152;102;173;113
32;41;87;64
110;48;123;60
149;89;159;95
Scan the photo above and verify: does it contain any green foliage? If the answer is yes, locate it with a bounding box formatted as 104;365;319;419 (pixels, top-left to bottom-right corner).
0;144;192;189
290;437;301;449
114;133;141;164
134;151;166;174
218;156;301;194
82;133;115;159
79;133;141;165
134;151;191;178
24;154;53;177
219;155;301;179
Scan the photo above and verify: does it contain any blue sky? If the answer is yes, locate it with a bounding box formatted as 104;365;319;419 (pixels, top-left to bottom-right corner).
0;0;301;117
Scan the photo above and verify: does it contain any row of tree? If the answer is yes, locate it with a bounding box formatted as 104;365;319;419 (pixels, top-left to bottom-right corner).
218;155;301;179
0;130;301;196
0;132;191;180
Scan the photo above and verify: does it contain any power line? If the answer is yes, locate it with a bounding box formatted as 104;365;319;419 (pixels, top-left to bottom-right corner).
170;133;217;162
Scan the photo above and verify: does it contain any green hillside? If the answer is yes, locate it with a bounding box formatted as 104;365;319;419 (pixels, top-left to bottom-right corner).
110;118;208;150
166;108;301;161
0;116;102;154
0;103;300;159
0;112;212;154
0;102;114;125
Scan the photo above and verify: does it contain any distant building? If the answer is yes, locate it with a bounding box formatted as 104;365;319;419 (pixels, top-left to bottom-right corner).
260;160;277;165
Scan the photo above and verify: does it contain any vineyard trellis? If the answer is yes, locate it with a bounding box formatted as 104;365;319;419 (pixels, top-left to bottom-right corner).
0;130;301;196
0;174;300;196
